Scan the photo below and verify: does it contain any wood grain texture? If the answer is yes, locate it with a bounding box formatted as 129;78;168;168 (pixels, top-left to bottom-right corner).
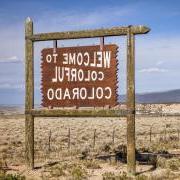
25;17;34;169
126;26;136;175
25;114;34;169
27;26;150;41
25;18;34;111
41;45;118;107
27;108;128;117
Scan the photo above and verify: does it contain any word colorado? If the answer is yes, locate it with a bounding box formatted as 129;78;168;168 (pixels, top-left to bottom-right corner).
47;87;112;100
41;45;118;107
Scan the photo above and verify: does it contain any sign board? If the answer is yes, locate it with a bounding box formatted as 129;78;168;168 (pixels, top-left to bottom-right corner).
41;45;118;107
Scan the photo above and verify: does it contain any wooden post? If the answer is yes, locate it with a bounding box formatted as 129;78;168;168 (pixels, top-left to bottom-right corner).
112;128;115;145
48;130;52;152
93;129;96;148
150;126;152;143
25;17;34;169
68;128;71;150
126;25;136;175
164;126;167;141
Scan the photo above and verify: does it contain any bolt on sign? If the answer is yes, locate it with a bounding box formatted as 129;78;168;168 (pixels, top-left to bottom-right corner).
41;45;118;107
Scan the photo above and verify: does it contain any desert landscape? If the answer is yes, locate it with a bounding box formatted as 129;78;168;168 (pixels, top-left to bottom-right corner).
0;104;180;179
1;0;180;179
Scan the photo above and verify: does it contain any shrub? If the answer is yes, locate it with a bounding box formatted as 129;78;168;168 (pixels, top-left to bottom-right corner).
83;160;101;169
156;157;180;171
102;171;150;180
101;143;112;152
167;158;180;171
70;165;87;180
50;164;66;177
0;173;25;180
102;171;130;180
102;172;116;180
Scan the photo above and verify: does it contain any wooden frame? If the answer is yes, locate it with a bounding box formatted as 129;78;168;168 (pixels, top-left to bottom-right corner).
26;109;130;117
25;17;150;175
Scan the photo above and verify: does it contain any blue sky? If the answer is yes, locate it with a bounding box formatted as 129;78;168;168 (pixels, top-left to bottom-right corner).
0;0;180;105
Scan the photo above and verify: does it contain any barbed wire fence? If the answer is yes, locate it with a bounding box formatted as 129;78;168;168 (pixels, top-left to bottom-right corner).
32;106;180;162
44;120;180;157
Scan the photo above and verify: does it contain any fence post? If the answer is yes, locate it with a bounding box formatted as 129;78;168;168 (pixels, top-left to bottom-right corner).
68;128;71;150
164;125;167;141
112;128;115;145
48;130;52;152
126;25;136;176
25;17;34;169
93;129;96;148
149;127;152;143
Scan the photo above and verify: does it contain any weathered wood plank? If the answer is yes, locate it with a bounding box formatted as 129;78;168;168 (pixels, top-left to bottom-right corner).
27;109;128;117
27;26;150;41
126;26;136;175
25;114;34;169
25;17;34;111
25;17;34;169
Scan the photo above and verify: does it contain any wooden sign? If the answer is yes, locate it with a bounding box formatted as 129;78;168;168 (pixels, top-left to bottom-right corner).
41;45;118;107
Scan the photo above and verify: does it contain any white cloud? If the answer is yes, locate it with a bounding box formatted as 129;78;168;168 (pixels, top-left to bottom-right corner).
0;56;22;63
156;60;164;66
138;67;169;73
0;83;24;90
136;36;180;66
8;56;18;60
36;5;135;32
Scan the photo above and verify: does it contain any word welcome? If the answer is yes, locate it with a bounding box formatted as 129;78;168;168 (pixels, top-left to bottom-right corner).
46;51;111;68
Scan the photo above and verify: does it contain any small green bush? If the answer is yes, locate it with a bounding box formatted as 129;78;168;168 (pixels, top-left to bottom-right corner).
102;171;129;180
0;173;25;180
156;157;180;171
167;158;180;171
102;171;150;180
50;165;66;177
102;172;116;180
71;165;87;180
83;160;101;169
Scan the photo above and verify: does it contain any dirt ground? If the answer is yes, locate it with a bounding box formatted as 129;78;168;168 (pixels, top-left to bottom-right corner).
0;106;180;179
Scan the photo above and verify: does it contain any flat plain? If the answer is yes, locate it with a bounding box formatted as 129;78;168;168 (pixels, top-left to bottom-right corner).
0;104;180;179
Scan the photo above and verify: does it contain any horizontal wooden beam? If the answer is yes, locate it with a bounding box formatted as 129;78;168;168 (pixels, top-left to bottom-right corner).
27;26;150;42
26;109;129;117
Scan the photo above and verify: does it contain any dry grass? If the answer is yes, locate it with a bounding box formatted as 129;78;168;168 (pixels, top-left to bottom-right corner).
0;105;180;179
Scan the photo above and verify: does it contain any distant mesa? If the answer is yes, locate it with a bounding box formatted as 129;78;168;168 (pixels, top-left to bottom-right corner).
119;89;180;103
0;88;180;105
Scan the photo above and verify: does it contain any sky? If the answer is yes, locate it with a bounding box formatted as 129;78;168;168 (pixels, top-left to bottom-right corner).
0;0;180;105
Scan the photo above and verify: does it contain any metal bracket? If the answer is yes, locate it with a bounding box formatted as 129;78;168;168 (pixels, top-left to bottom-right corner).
53;40;57;53
100;37;104;51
